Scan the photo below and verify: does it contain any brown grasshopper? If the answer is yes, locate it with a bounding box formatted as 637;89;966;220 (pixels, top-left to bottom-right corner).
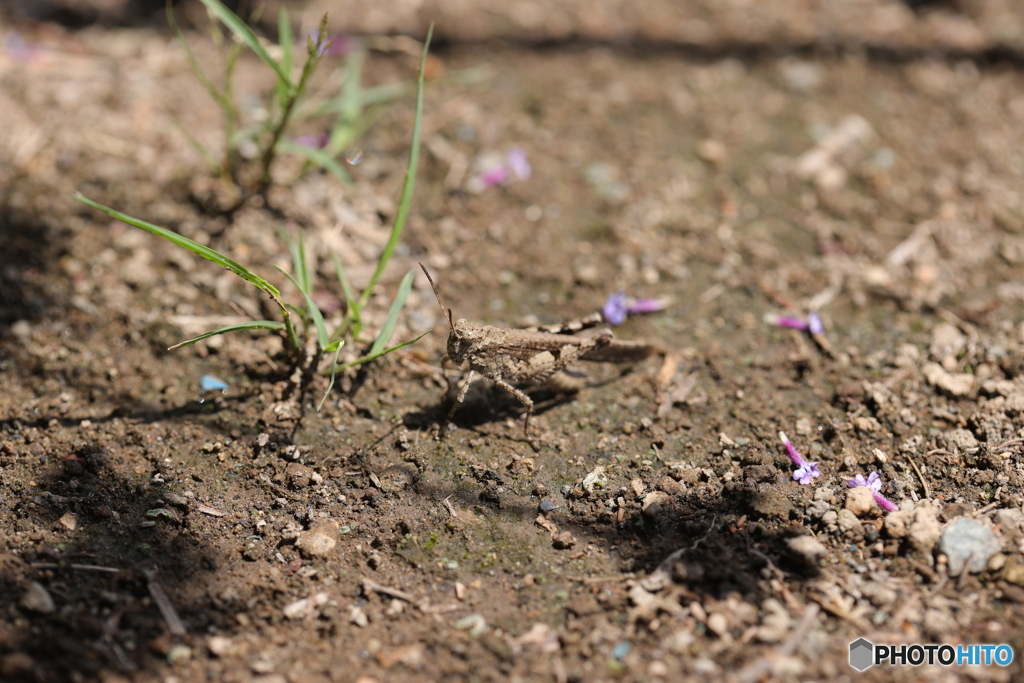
419;263;657;437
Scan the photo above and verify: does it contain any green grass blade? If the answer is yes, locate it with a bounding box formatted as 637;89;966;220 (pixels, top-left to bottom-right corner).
281;228;312;295
358;24;432;309
317;341;345;411
369;268;415;356
278;8;293;78
73;194;281;297
276;267;329;351
275;8;293;106
342;332;428;370
167;320;286;350
197;0;292;88
278;140;352;184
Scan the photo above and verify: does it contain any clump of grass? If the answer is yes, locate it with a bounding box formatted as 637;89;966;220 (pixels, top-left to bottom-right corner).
74;25;435;409
168;0;420;196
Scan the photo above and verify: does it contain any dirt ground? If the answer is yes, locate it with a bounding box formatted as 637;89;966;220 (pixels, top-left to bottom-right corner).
4;2;1024;682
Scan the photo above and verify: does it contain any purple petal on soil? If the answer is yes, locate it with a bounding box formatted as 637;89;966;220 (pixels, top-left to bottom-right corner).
765;313;810;330
779;431;820;485
808;311;825;336
847;471;896;511
603;291;629;325
793;461;821;485
627;298;666;315
479;165;509;188
507;147;531;180
873;492;899;512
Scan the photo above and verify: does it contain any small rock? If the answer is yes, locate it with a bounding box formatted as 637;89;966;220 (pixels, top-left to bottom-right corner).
748;491;793;519
860;581;897;607
349;605;369;627
539;499;555;513
295;524;338;559
642;491;670;517
923;362;974;396
845;487;875;516
812;487;835;503
787;535;828;564
946;428;979;451
453;614;488;637
993;508;1024;534
207;635;235;657
167;644;192;664
552;531;576;549
567;595;599;617
1000;557;1024;586
655;476;680;495
806;500;831;521
938;517;1002;576
285;462;312;489
58;511;78;531
20;582;55;614
907;507;942;552
283;595;314;620
930;322;966;360
706;612;729;638
884;509;913;538
837;509;863;535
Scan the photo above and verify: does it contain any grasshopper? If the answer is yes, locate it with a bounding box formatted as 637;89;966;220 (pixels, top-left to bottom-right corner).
419;263;657;436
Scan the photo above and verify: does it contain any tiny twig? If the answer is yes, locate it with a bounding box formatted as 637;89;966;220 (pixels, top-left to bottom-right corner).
31;562;122;574
905;453;931;499
362;577;416;603
148;580;186;636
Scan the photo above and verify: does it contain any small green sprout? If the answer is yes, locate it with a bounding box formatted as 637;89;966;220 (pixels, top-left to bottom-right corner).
73;25;436;410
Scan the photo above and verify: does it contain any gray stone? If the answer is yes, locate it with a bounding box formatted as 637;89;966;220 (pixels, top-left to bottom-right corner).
938;517;1002;576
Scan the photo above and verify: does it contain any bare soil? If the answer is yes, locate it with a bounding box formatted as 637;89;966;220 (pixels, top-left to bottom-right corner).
3;4;1024;683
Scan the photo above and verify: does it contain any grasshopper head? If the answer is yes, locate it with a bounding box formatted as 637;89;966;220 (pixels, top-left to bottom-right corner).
446;320;472;363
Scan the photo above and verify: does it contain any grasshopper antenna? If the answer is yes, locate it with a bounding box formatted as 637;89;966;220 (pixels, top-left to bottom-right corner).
419;263;455;333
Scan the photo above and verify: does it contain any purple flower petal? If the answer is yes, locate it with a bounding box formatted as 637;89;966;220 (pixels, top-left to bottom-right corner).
603;291;628;326
507;147;531;180
627;297;666;315
808;311;825;336
847;471;896;512
765;313;810;330
479;165;509;188
794;461;821;485
873;492;899;512
779;431;820;485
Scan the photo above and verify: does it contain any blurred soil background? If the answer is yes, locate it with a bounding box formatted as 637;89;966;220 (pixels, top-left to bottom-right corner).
3;1;1024;681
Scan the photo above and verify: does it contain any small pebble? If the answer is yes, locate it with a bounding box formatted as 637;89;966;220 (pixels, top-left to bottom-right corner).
907;507;942;552
20;582;55;614
706;612;729;638
845;487;875;516
787;535;828;564
612;641;631;660
938;517;1002;576
539;500;555;513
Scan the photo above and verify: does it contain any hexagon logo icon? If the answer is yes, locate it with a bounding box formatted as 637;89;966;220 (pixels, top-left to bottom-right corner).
849;638;874;672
